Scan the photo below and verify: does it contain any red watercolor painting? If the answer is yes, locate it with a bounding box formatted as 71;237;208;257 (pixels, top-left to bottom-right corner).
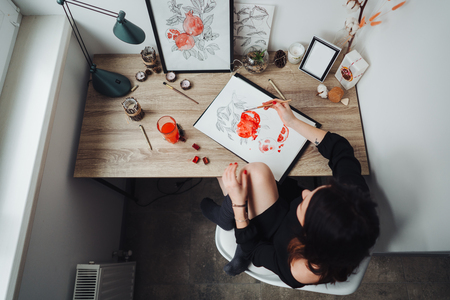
236;111;261;140
165;0;221;61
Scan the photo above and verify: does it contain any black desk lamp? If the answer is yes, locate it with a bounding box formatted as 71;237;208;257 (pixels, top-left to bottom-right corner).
57;0;146;97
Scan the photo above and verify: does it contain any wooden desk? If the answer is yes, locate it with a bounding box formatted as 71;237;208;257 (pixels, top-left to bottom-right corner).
74;53;369;178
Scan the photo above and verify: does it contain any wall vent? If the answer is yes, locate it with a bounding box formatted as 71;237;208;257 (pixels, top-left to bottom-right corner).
72;262;135;300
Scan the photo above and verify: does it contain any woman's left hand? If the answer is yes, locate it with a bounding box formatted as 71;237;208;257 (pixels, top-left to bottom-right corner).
222;163;248;206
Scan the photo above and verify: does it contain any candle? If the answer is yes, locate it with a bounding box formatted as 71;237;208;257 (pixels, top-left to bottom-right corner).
288;42;305;64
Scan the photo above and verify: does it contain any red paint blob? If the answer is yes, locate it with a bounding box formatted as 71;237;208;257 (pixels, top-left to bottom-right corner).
258;138;276;154
236;111;261;140
183;11;204;36
175;33;195;50
277;125;289;143
166;29;181;41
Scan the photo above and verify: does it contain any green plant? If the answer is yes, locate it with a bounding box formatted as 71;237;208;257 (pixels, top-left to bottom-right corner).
253;49;266;63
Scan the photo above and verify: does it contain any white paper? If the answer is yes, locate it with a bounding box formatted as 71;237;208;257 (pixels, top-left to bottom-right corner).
194;75;315;181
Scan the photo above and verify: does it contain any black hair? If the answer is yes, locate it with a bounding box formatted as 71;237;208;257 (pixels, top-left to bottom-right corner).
288;180;380;284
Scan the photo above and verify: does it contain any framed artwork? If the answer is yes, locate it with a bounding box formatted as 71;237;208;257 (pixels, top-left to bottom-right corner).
233;4;275;56
194;73;320;182
299;36;341;82
145;0;233;73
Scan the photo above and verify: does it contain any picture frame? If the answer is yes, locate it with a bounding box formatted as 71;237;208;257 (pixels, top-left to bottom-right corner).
145;0;233;73
299;36;341;82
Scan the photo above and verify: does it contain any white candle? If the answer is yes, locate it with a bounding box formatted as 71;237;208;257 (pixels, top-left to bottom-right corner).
288;42;305;64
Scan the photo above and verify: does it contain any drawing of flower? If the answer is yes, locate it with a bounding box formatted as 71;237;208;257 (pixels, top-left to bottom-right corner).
215;92;244;141
233;4;273;55
166;0;220;61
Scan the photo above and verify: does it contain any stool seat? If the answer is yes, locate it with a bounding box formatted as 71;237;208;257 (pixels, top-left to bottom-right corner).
215;226;370;295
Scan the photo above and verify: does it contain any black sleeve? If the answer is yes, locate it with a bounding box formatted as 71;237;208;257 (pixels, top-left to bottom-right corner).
235;224;280;273
317;132;369;193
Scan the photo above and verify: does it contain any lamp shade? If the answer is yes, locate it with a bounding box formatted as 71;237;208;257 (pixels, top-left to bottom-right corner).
113;10;146;44
90;65;131;97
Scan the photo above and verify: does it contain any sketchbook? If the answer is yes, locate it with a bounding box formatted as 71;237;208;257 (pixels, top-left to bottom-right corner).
193;73;321;182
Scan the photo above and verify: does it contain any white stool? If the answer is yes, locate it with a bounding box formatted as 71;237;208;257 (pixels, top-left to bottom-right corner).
215;226;370;295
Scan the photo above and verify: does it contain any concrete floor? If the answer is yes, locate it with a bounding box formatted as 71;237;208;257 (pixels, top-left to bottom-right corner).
124;177;450;300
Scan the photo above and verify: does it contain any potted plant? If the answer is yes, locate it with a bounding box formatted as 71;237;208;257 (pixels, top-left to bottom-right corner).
244;47;269;74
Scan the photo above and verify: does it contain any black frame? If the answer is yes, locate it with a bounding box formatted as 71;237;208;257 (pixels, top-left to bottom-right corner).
145;0;233;73
299;36;341;82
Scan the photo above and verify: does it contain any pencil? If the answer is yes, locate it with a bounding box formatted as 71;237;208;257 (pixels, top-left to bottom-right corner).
163;82;199;104
139;125;152;150
268;79;286;100
243;99;292;112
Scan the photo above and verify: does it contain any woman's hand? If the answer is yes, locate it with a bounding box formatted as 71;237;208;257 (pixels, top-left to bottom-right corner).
262;99;297;127
222;163;248;206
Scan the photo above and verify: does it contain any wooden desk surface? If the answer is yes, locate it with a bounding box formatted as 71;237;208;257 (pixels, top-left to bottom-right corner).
74;53;369;178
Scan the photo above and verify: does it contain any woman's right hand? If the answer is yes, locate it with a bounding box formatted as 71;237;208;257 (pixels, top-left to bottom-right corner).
263;99;297;127
222;163;248;206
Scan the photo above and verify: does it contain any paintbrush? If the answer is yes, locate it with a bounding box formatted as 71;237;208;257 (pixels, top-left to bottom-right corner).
243;99;292;112
163;82;199;104
268;79;286;100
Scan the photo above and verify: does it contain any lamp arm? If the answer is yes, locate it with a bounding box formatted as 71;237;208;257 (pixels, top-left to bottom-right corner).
60;1;93;67
66;0;118;18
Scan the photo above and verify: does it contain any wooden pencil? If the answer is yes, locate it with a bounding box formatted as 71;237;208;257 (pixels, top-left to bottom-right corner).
139;125;152;150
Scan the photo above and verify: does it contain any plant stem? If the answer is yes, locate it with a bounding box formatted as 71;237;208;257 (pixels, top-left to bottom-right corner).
346;0;368;54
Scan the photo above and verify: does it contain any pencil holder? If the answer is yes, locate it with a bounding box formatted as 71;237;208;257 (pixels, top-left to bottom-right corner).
122;97;145;121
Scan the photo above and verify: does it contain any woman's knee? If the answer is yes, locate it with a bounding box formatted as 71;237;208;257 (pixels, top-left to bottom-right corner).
244;162;278;218
244;162;275;184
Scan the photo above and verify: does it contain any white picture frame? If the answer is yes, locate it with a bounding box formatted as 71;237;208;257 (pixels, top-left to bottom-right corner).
299;36;341;82
145;0;233;73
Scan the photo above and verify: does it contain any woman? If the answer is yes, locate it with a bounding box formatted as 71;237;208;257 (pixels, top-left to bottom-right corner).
201;99;379;288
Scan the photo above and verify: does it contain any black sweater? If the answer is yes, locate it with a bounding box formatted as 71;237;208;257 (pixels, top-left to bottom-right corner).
235;132;369;288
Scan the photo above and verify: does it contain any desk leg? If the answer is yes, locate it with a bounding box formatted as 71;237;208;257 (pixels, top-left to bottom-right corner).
93;178;139;202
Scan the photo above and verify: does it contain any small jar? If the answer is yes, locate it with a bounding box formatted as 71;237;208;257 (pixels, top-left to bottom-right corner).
243;48;269;74
122;97;145;121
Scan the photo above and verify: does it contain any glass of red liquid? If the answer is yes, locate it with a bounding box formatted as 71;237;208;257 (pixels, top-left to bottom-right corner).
157;116;179;144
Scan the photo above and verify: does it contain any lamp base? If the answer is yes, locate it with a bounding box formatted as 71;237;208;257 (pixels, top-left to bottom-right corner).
90;64;131;97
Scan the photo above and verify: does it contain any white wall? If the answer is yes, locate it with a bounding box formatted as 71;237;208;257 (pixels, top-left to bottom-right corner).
12;0;450;254
357;1;450;252
16;24;125;300
0;15;72;300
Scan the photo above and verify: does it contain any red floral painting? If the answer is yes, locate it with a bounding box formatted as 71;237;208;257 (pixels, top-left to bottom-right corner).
166;0;221;61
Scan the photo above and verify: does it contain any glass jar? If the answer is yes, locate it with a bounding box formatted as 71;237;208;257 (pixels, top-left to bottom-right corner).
243;48;269;74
